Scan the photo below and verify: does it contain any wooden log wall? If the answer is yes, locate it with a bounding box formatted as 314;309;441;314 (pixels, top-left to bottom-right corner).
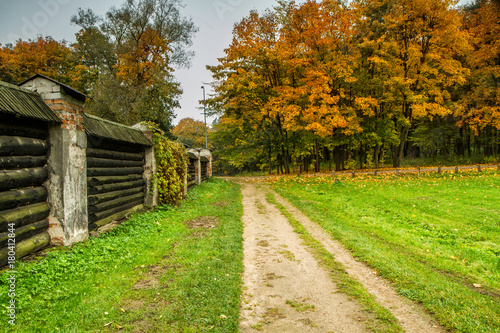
87;137;145;231
0;115;51;266
187;158;197;189
201;161;208;181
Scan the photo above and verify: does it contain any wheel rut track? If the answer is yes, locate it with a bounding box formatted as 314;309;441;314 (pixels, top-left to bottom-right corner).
239;183;446;333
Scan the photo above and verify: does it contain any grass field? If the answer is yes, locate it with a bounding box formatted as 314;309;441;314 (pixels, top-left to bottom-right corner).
0;179;243;333
270;170;500;333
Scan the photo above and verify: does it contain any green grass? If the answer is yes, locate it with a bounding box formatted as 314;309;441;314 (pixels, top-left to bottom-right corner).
285;300;315;312
270;170;500;333
0;178;243;332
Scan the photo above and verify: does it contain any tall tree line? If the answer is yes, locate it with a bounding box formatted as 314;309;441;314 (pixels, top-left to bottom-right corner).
0;0;197;132
208;0;500;173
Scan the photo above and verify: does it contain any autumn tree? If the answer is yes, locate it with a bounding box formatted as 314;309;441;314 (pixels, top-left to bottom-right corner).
459;0;500;157
0;36;88;91
353;0;471;167
71;0;197;131
172;117;212;148
210;0;497;173
208;8;287;174
273;0;361;172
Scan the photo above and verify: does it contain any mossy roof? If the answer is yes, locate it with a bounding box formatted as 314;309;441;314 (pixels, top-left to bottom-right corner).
83;113;152;146
0;81;61;123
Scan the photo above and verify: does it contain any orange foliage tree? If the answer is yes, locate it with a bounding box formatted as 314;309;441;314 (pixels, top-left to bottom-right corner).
460;0;500;142
0;36;89;92
210;0;498;174
172;118;212;148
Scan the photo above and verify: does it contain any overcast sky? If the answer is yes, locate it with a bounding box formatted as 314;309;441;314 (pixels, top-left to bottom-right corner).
0;0;470;126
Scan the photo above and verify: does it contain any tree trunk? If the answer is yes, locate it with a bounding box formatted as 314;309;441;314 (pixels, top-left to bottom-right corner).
394;126;410;168
268;142;272;175
334;146;341;171
314;140;320;173
374;144;380;169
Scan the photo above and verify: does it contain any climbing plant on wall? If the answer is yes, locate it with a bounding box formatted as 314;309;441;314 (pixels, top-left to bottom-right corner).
146;122;187;206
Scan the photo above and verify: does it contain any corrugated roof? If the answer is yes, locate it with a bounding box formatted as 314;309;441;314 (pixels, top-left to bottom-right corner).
0;81;61;123
83;113;152;146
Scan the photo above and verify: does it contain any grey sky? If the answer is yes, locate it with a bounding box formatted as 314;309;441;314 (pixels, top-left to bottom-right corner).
0;0;470;126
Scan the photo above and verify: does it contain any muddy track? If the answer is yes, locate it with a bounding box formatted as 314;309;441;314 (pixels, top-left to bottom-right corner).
238;183;445;333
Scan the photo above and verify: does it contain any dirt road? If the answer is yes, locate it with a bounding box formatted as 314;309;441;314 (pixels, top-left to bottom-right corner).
238;183;445;333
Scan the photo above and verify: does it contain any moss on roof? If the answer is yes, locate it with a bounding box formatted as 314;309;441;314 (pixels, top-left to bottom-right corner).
0;81;61;123
83;113;152;146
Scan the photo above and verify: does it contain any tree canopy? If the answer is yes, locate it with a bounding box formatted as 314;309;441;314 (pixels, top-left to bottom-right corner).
208;0;500;173
172;117;212;148
0;0;197;133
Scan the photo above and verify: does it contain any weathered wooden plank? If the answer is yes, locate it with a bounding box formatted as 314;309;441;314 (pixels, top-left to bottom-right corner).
0;136;48;156
88;192;144;214
0;202;50;233
88;204;144;231
0;155;46;169
87;136;144;153
88;187;144;206
87;148;144;161
0;117;48;139
0;231;50;267
87;174;143;187
88;179;145;195
87;167;144;177
0;167;48;192
0;219;48;248
187;180;197;188
89;198;144;223
0;187;47;211
87;157;144;168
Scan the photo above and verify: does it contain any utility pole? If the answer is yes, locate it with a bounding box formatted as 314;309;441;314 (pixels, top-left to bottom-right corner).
201;85;207;148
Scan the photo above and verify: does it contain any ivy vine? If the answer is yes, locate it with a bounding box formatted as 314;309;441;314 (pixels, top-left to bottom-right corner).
145;122;187;206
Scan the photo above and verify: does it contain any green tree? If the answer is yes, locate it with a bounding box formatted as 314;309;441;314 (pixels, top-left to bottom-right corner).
71;0;197;131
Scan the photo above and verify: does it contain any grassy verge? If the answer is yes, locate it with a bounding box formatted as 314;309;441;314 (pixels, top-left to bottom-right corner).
265;192;403;333
270;170;500;333
0;178;243;333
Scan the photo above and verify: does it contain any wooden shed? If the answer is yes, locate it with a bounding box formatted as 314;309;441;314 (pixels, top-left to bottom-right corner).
0;81;62;265
84;114;152;231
